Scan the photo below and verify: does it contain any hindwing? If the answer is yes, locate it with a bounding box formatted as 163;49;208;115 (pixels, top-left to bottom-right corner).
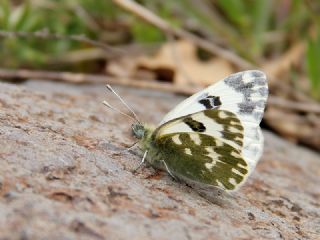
150;109;250;191
155;132;249;191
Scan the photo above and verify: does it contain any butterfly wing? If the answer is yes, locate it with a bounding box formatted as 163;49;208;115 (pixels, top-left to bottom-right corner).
154;109;244;151
159;70;268;170
160;70;267;124
152;109;249;191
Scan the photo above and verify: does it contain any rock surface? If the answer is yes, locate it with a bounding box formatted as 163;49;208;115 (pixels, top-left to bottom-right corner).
0;80;319;240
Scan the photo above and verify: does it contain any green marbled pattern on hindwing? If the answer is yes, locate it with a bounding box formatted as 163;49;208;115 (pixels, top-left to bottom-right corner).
154;132;248;191
203;110;244;148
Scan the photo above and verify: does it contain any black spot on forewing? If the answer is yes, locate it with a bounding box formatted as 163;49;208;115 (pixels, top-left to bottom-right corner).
214;96;222;106
199;99;211;109
198;95;222;109
183;117;206;132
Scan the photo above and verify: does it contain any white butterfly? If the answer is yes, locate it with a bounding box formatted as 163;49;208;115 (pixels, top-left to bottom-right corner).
105;70;268;192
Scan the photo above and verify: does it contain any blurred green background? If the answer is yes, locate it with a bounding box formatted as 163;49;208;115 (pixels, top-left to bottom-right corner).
0;0;319;100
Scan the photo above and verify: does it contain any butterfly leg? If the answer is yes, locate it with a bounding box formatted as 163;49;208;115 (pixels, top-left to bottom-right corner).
161;160;176;180
132;150;148;172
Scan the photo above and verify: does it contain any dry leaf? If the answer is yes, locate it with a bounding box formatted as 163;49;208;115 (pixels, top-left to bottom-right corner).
264;107;320;150
262;42;305;85
137;40;233;86
107;40;234;87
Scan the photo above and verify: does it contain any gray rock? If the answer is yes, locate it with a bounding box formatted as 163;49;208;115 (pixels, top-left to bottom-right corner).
0;80;319;240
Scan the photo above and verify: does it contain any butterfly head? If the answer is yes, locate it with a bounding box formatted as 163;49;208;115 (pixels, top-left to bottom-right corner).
132;123;146;139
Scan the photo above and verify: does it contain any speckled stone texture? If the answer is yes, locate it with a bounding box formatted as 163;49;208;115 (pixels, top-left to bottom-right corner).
0;80;319;240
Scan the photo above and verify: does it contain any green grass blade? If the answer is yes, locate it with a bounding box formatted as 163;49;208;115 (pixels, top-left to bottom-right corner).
306;33;320;100
216;0;248;28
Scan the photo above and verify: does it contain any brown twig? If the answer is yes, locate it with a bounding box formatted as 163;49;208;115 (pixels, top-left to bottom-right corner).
1;68;319;114
0;30;125;56
0;68;197;95
112;0;254;70
267;96;320;114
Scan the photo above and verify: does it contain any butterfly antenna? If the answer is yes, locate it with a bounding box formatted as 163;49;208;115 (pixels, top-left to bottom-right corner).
105;85;141;123
102;100;137;122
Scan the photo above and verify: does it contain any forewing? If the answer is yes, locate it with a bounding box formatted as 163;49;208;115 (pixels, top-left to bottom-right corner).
159;70;268;169
154;109;244;151
160;70;268;125
156;132;249;191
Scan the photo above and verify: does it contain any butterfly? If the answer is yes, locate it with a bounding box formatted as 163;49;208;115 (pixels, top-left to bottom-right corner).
105;70;268;192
